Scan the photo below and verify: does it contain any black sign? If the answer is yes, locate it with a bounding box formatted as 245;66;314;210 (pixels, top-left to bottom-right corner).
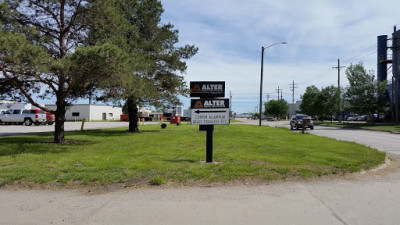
190;81;225;98
191;98;229;109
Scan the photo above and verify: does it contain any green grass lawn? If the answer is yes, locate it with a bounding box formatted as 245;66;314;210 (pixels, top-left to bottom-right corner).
0;124;385;187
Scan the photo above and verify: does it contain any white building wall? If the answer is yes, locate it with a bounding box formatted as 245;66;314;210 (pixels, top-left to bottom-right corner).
0;101;32;110
44;105;56;113
45;104;122;121
70;105;91;121
89;105;122;121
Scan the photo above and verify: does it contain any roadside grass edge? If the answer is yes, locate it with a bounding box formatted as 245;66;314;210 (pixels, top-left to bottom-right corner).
0;124;386;189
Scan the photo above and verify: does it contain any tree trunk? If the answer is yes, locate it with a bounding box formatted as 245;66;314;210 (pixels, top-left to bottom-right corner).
127;96;139;132
371;113;375;125
54;100;66;143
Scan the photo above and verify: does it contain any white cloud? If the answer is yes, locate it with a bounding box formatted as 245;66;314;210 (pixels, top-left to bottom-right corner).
161;0;400;113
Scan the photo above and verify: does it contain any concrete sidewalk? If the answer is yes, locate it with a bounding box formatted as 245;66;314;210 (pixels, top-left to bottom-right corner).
1;160;399;225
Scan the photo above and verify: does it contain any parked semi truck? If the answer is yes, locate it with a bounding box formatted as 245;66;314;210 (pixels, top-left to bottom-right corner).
0;109;47;126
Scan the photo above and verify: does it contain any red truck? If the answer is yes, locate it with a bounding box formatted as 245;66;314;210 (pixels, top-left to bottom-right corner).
45;112;55;125
29;109;55;125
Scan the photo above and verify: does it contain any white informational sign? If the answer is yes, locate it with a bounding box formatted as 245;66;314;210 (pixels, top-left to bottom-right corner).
190;108;230;125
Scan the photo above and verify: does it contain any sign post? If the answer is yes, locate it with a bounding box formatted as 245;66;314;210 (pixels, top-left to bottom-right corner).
190;81;229;163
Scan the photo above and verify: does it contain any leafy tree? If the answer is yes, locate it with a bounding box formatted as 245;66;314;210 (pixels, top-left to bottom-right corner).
319;85;339;121
0;0;197;143
264;99;288;120
88;0;198;132
0;1;123;143
300;85;321;117
343;62;388;122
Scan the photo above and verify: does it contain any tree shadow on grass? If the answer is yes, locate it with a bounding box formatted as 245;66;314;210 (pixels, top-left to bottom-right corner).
0;129;163;157
0;136;94;156
68;129;162;138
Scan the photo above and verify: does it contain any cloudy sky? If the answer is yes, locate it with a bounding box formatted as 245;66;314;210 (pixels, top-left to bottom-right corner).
160;0;399;114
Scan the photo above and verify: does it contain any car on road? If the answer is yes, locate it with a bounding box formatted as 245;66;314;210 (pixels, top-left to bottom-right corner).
29;109;53;125
346;115;357;121
0;109;47;126
290;114;314;130
45;112;55;125
29;109;55;125
356;115;367;121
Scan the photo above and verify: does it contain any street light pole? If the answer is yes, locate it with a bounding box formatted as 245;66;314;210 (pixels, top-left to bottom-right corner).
259;42;287;126
259;46;265;126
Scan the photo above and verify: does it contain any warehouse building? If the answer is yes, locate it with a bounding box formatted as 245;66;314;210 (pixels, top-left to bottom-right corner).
45;104;122;121
0;100;33;110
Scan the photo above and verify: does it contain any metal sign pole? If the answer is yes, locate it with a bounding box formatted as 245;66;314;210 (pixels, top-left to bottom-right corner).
206;125;214;162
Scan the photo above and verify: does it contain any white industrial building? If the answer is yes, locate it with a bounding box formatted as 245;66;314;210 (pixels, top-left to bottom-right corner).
0;100;34;110
1;100;122;121
45;104;122;121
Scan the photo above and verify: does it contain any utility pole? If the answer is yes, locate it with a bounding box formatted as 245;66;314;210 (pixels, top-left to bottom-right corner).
276;86;280;100
280;90;283;100
333;58;346;122
229;91;232;118
266;93;271;102
393;26;399;123
392;76;395;122
289;80;298;116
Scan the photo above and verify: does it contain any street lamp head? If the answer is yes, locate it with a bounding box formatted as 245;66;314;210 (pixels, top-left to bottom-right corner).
263;41;287;49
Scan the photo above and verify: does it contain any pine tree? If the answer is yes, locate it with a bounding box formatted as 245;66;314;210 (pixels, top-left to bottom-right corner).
0;0;118;143
88;0;198;132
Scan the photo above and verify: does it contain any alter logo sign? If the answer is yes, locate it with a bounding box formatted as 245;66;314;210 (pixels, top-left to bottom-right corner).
190;81;225;98
190;98;230;125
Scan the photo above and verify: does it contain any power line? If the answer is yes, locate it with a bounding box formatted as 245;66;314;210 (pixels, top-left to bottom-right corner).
248;23;400;114
297;67;334;85
296;23;400;87
342;44;377;64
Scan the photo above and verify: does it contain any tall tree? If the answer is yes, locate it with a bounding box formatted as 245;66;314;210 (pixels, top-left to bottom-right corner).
319;85;339;121
344;62;388;122
0;1;129;143
0;0;196;142
300;85;321;117
264;99;289;120
88;0;198;132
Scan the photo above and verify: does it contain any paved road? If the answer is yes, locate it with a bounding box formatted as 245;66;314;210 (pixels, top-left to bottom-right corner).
1;120;400;225
309;126;400;155
238;118;400;156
